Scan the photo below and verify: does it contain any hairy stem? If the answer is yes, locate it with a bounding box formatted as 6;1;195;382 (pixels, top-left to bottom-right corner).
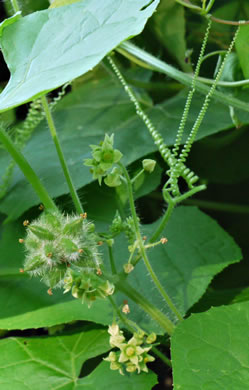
119;163;183;322
115;278;175;335
149;197;175;243
108;245;117;275
0;128;56;211
41;96;84;214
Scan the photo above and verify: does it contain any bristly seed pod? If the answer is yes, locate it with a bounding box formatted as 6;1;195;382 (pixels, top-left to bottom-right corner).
23;210;102;290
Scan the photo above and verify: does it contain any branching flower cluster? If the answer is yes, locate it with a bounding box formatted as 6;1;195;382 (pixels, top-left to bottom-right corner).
104;324;156;374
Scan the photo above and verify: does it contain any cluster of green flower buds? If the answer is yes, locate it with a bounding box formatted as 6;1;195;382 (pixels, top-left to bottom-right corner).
84;134;123;186
21;210;102;291
104;324;156;375
63;268;114;307
110;212;138;244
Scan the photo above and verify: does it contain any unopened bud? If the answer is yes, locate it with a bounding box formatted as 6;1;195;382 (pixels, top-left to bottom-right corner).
19;238;24;244
96;268;102;276
122;303;130;314
146;332;157;344
123;263;134;274
47;288;53;296
142;159;156;173
160;237;168;244
23;220;30;227
80;212;87;219
19;268;24;273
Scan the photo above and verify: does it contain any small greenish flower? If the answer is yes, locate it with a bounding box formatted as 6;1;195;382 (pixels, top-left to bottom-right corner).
104;167;122;187
84;134;123;184
105;324;156;375
146;332;157;344
119;341;146;366
123;263;134;274
142;159;156;173
108;323;125;347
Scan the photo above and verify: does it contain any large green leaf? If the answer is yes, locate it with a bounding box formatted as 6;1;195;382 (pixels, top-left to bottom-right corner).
76;361;157;390
236;24;249;79
111;206;242;332
0;0;159;111
1;78;248;221
0;329;110;389
171;301;249;389
0;329;157;389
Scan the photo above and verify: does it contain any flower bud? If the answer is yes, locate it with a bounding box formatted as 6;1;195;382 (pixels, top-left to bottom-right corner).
142;159;156;173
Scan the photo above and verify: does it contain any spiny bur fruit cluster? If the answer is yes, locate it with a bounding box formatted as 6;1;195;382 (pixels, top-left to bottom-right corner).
21;210;114;304
104;324;156;375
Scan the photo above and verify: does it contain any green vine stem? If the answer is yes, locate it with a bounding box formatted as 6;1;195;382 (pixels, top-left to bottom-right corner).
41;96;84;214
119;162;183;322
115;277;175;335
0;128;56;211
10;0;20;13
108;245;117;275
117;42;249;114
149;196;175;244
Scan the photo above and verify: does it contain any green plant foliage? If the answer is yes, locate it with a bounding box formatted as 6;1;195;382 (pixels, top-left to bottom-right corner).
0;328;111;389
4;0;49;16
236;24;249;79
0;0;159;111
171;301;249;389
112;206;241;331
0;298;112;330
151;0;191;72
76;361;157;390
1;78;247;221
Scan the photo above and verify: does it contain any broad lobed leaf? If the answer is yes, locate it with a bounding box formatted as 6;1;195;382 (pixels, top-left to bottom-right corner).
0;0;159;111
171;301;249;389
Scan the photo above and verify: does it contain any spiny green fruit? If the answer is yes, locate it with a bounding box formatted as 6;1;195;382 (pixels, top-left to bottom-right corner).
23;210;101;290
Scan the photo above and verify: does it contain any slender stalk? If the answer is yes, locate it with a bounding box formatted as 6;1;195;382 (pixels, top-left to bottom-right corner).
209;16;249;26
117;42;249;114
115;278;175;335
0;128;56;211
149;198;175;243
205;0;215;13
197;76;249;87
119;163;183;322
175;0;201;11
131;169;145;185
151;347;172;368
11;0;20;13
108;245;117;275
41;96;83;214
174;184;207;204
